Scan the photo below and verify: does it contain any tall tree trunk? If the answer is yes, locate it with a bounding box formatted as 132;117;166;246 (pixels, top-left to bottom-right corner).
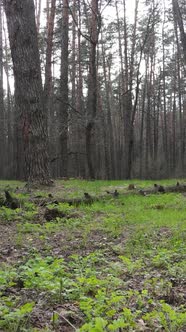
44;0;56;111
86;0;100;179
35;0;41;33
69;0;77;177
115;0;125;177
172;0;186;67
4;0;51;184
124;0;139;179
0;0;5;178
76;0;86;177
3;15;14;178
101;32;115;179
139;66;148;178
44;0;56;176
153;72;161;178
59;0;69;177
174;22;184;173
172;83;176;174
172;0;186;173
162;17;169;175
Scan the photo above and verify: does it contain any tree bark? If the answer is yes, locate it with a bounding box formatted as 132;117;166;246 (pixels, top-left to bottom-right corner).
85;0;100;179
3;15;14;178
44;0;56;177
4;0;51;184
59;0;69;177
0;0;5;178
172;0;186;173
44;0;56;116
36;0;41;33
76;0;86;178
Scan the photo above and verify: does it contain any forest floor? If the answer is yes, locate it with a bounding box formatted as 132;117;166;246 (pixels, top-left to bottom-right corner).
0;179;186;332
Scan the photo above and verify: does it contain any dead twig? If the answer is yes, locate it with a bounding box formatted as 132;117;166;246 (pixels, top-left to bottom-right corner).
53;310;77;330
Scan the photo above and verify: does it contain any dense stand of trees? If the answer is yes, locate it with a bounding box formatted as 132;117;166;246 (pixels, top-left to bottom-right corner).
0;0;186;181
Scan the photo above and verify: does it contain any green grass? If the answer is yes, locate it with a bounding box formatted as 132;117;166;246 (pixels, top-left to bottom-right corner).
0;179;185;331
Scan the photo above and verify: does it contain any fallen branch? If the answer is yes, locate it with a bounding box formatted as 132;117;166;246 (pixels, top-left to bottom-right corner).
53;311;77;330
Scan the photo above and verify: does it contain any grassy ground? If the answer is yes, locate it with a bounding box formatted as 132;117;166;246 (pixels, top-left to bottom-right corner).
0;179;185;331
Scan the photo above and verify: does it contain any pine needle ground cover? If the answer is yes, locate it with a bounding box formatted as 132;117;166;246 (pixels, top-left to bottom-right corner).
0;179;185;331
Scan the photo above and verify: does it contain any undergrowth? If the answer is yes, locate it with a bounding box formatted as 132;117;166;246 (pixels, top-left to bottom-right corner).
0;179;185;331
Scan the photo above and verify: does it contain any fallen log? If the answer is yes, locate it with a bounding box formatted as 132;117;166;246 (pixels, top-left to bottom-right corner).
33;195;100;207
142;184;186;195
31;183;186;207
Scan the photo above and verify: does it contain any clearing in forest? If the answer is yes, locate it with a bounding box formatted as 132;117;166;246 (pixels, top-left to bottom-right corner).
0;179;185;331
